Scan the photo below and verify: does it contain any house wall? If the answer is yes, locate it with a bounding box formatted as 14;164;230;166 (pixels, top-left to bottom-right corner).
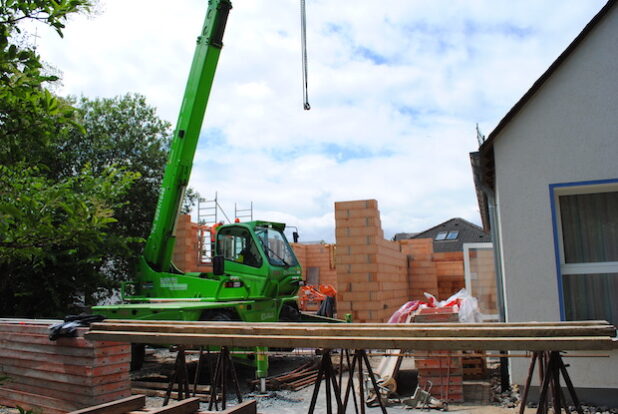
491;4;618;394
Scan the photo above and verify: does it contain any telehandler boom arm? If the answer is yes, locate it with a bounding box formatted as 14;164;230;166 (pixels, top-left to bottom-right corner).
144;0;232;272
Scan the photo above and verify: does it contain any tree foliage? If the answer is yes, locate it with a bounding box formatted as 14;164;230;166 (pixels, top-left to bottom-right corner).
64;94;173;281
0;0;174;317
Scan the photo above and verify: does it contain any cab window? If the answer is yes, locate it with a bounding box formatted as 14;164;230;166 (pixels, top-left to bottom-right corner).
216;227;262;268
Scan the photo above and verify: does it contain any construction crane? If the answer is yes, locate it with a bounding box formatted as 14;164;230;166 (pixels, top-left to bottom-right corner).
92;0;326;381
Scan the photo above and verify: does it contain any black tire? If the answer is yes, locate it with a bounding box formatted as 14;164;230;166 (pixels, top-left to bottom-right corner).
200;309;237;321
279;303;301;322
274;303;300;352
130;343;146;371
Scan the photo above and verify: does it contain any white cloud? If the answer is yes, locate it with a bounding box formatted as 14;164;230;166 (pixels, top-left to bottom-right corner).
32;0;606;242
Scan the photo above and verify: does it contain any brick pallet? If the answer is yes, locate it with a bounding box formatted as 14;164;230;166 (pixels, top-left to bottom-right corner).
462;351;487;379
414;308;464;403
0;319;131;414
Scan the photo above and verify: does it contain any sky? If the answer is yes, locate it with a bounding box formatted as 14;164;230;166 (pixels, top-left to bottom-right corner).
32;0;606;243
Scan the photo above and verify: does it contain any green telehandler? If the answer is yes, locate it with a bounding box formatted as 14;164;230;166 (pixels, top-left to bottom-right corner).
93;0;324;382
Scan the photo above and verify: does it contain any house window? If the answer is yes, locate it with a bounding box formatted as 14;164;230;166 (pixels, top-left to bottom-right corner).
552;181;618;326
435;231;458;241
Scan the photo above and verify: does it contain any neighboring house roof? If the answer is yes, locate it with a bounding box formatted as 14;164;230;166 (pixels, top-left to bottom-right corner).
399;218;490;253
393;232;418;241
471;0;616;230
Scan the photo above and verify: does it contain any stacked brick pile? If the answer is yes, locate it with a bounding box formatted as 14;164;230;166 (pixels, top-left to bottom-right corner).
0;319;131;414
414;308;464;403
334;200;408;322
400;239;438;300
434;251;466;300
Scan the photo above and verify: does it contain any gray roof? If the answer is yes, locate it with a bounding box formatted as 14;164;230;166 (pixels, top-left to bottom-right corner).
397;218;490;253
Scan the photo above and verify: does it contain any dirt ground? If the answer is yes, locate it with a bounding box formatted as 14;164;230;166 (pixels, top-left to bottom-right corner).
0;350;547;413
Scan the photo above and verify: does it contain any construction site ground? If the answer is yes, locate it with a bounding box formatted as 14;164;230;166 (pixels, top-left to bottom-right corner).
2;347;614;414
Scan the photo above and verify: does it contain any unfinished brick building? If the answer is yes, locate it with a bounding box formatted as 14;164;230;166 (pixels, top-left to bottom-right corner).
172;200;495;323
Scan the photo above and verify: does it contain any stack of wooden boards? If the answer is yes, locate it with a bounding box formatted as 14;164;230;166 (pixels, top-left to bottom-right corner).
0;319;131;414
85;319;617;351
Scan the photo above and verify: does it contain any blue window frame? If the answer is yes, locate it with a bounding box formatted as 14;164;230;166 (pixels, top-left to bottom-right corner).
550;178;618;325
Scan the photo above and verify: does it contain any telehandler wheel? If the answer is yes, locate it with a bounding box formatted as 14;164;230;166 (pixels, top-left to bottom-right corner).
279;303;301;322
130;343;146;371
200;309;238;321
273;303;301;352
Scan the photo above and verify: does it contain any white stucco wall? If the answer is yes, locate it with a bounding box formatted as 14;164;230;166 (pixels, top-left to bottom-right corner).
491;4;618;390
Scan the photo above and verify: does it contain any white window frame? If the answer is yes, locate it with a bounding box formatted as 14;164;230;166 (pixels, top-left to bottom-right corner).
550;179;618;320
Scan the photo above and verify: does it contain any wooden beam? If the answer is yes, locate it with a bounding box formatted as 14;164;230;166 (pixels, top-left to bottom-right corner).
99;319;611;327
89;323;616;338
198;400;257;414
84;331;615;351
146;398;200;414
67;395;145;414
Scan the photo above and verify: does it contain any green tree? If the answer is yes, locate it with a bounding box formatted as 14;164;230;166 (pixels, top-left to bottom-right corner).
0;0;92;166
0;0;144;317
60;94;173;281
0;164;138;316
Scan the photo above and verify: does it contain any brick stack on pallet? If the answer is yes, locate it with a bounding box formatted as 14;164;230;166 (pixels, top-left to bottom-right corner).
0;319;131;414
334;200;408;322
414;308;464;403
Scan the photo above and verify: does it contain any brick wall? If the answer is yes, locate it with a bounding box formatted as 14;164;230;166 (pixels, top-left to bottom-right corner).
400;238;466;301
334;200;408;322
434;251;466;299
172;214;212;273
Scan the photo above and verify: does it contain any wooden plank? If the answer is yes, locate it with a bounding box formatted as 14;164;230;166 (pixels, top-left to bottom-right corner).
0;318;62;324
5;381;130;406
0;387;83;412
147;397;200;414
0;323;88;336
0;347;131;367
198;400;257;414
88;323;616;338
97;319;611;327
131;388;210;401
0;339;130;358
0;331;123;348
132;381;211;393
0;357;129;377
67;395;146;414
4;372;130;396
1;364;130;386
84;330;615;351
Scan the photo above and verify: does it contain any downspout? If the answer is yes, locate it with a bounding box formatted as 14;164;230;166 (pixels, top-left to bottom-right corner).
483;186;510;392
